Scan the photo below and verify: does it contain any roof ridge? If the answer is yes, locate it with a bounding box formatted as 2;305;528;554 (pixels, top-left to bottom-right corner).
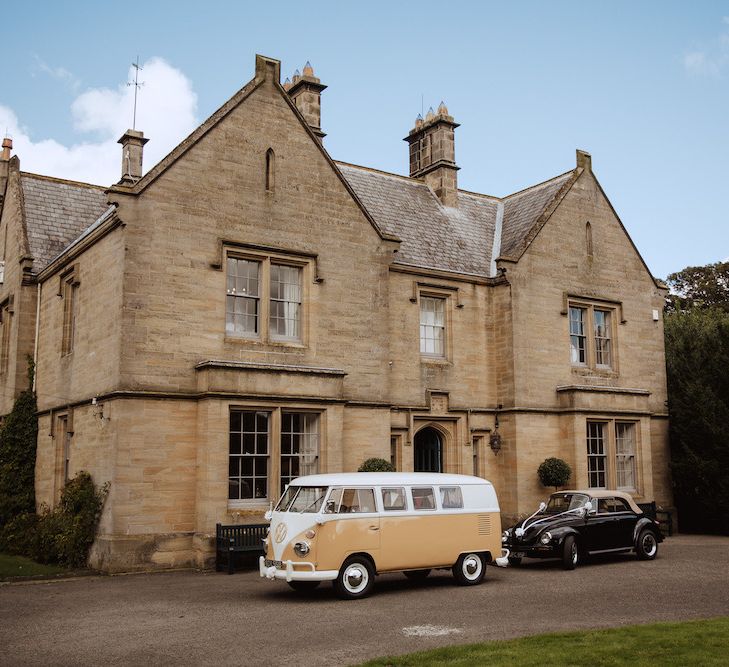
504;169;576;200
335;160;424;185
20;171;107;191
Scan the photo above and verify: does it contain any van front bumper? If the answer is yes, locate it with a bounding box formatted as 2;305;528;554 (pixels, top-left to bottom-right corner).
259;556;338;582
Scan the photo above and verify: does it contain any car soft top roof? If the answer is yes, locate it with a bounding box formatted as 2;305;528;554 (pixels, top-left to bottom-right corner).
289;472;494;487
556;489;643;514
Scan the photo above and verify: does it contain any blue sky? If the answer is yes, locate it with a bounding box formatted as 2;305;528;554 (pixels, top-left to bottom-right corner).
2;1;728;279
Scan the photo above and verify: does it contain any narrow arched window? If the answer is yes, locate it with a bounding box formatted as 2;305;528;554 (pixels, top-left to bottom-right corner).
265;148;275;192
586;221;593;258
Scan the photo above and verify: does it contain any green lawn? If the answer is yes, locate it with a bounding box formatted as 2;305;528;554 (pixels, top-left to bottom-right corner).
360;617;729;666
0;553;68;579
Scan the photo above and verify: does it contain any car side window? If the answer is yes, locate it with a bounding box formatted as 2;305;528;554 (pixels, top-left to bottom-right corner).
339;488;376;513
439;486;464;509
381;487;407;511
610;498;632;512
412;487;436;511
597;499;611;514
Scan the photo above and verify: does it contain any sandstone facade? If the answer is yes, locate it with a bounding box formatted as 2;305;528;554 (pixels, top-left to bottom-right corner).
0;55;671;571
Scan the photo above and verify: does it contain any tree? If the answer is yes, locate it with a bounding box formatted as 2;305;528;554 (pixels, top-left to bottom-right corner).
664;306;729;534
666;261;729;313
0;358;38;528
537;458;571;490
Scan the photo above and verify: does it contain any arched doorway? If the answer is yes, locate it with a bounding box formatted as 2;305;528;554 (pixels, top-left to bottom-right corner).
414;427;443;473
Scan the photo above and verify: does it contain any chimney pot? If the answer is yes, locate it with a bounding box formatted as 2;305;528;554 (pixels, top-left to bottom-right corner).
426;107;435;121
303;61;314;77
117;129;149;184
437;101;448;116
1;137;12;161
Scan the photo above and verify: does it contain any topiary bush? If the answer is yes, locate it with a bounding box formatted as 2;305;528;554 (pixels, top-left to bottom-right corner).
358;457;395;472
538;457;572;490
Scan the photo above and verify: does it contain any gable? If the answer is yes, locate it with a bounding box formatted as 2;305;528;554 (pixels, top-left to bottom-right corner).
109;55;396;245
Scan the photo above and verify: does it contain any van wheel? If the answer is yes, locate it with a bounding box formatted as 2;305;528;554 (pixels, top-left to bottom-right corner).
404;569;431;581
334;556;375;600
562;535;578;570
636;530;658;560
452;553;486;585
287;581;320;593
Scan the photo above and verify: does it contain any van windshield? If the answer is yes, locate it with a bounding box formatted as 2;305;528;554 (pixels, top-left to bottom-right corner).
275;486;329;513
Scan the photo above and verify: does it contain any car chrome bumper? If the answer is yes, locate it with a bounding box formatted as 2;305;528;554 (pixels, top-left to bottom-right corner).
258;556;338;582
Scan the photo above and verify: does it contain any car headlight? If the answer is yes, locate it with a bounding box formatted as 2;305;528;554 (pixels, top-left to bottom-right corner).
540;531;552;545
293;541;310;557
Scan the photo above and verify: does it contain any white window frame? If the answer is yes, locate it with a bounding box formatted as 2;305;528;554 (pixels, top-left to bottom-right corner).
225;249;307;346
569;301;617;371
419;294;447;358
280;412;319;491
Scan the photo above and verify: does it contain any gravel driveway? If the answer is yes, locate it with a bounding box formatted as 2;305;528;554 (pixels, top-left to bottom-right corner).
1;534;728;666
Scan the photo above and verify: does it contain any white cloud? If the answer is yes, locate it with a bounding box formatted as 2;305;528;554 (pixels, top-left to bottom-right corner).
0;57;198;185
683;18;729;76
32;55;81;91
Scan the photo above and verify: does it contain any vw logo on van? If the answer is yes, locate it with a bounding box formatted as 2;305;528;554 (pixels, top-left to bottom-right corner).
274;523;288;544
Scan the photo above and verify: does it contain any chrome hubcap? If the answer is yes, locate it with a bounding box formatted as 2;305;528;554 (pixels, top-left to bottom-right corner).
643;534;657;556
343;564;367;592
464;555;481;578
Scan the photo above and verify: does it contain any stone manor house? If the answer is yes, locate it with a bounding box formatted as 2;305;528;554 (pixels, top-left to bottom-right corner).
0;55;671;571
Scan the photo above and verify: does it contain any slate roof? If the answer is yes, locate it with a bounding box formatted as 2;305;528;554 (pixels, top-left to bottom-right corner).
338;162;578;277
20;173;109;271
501;170;577;258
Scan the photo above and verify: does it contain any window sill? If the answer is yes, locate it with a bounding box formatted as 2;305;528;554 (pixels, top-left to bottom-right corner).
224;336;307;350
420;356;451;366
228;501;269;512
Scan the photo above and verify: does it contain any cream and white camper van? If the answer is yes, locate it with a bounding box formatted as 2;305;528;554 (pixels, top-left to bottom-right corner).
259;472;504;599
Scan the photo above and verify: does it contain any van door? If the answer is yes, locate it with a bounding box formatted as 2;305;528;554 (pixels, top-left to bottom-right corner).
319;487;380;570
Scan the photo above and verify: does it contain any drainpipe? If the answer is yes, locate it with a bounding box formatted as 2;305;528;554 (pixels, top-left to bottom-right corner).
32;281;40;392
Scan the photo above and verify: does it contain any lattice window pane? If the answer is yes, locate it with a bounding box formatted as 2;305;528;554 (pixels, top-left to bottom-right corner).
616;422;636;490
229;410;269;500
587;422;607;488
226;258;260;336
280;413;319;491
420;296;446;356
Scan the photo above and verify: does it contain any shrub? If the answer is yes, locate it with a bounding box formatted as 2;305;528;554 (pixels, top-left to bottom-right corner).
358;457;395;472
538;458;572;490
0;471;109;568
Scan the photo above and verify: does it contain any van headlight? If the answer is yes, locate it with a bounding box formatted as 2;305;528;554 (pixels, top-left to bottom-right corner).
293;541;310;557
540;531;552;545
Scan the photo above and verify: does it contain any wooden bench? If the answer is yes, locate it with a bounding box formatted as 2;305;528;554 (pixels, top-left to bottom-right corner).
215;523;268;574
637;501;674;537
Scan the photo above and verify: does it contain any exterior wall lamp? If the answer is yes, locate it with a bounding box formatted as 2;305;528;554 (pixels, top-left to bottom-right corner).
489;409;502;455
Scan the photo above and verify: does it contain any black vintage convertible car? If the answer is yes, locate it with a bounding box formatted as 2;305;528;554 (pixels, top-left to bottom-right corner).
502;490;663;570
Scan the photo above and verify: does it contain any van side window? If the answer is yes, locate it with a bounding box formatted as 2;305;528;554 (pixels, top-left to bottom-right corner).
339;488;376;513
381;487;407;511
439;486;463;509
412;487;436;511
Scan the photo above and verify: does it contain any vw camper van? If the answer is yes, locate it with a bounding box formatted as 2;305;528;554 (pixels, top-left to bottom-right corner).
259;472;504;599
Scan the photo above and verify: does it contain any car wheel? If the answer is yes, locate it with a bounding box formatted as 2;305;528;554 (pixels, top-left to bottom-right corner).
403;568;431;581
333;556;375;600
452;553;486;586
562;535;578;570
287;580;320;593
507;556;522;566
636;530;659;560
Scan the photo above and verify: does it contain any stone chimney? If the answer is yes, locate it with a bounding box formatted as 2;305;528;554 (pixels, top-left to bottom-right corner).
0;137;12;207
117;129;149;184
285;62;326;140
405;102;460;207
